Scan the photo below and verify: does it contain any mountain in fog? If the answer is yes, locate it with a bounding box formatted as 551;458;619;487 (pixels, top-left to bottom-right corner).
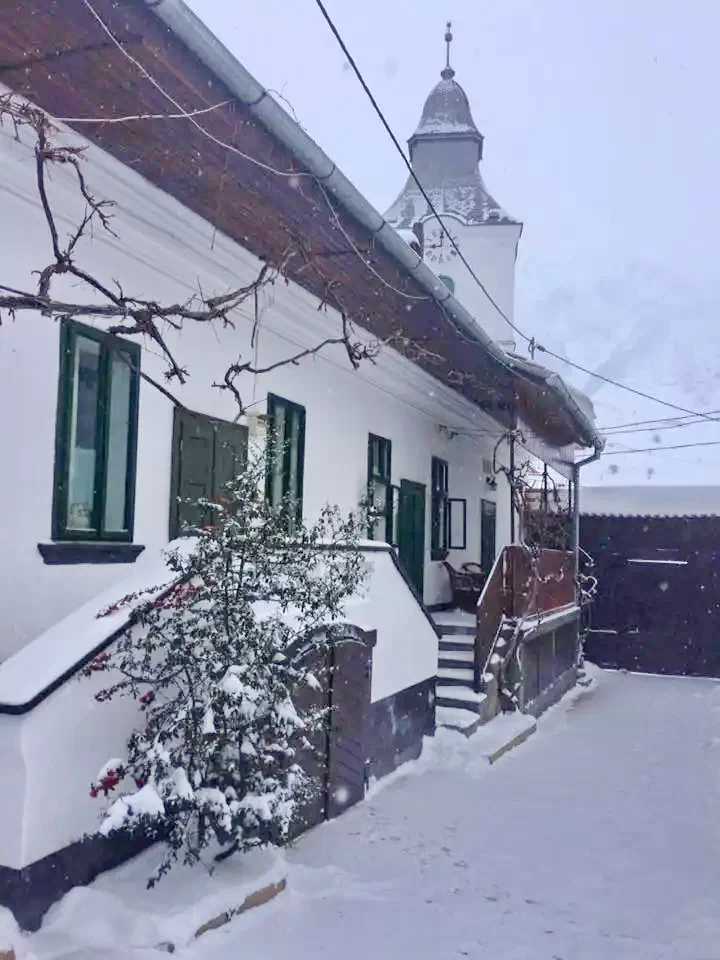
516;259;720;486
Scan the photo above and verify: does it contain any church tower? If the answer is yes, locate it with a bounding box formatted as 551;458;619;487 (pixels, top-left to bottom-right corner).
386;24;521;350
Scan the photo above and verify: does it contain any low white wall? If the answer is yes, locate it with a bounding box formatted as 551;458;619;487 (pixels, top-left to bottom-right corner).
346;548;439;704
0;717;26;869
0;115;512;660
0;543;436;868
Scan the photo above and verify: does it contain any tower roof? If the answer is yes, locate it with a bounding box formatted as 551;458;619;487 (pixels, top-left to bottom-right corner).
410;76;483;140
386;24;518;229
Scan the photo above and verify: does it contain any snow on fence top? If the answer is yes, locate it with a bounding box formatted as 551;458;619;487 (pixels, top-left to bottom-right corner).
581;485;720;518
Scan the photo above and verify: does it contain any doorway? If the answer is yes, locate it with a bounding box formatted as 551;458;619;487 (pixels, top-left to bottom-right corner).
398;479;426;597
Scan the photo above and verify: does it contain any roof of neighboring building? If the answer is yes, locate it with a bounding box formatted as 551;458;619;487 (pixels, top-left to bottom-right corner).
581;486;720;518
385;69;518;227
0;0;597;452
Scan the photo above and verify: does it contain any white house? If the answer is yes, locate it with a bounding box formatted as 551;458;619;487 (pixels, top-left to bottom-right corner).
0;0;602;929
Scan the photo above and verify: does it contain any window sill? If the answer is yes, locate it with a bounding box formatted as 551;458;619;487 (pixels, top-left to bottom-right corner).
37;542;146;565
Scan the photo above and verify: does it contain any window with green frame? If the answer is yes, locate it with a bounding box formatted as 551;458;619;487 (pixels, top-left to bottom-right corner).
52;319;140;541
265;393;306;531
367;434;394;543
430;456;449;560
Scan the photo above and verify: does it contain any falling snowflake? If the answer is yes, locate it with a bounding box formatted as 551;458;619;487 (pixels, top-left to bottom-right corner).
334;785;351;807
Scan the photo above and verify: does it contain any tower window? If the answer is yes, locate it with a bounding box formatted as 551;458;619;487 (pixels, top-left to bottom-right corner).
438;275;455;294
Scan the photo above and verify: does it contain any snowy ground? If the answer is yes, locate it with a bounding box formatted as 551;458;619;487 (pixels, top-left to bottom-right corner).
12;668;720;959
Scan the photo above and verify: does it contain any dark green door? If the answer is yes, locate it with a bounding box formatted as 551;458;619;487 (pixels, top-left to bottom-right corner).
398;479;426;597
170;409;248;538
480;498;497;572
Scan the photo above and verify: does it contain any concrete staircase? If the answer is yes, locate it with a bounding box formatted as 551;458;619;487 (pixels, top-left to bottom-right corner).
433;610;488;734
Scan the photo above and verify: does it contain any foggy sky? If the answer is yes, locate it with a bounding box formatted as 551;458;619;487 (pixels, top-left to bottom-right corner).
187;0;720;483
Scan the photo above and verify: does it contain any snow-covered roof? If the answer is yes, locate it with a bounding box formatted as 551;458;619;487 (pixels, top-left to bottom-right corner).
386;71;518;228
386;172;515;228
581;486;720;517
412;76;482;139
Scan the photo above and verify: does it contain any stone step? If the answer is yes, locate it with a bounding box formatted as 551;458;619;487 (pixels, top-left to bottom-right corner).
438;665;474;682
433;623;475;637
439;648;474;664
436;686;488;714
439;637;475;652
438;659;475;674
437;677;474;690
436;705;484;736
438;653;475;676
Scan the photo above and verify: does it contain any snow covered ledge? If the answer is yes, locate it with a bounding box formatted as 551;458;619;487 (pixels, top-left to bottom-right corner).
0;541;438;929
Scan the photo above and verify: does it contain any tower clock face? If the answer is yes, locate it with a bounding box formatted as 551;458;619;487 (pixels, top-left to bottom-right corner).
424;222;459;265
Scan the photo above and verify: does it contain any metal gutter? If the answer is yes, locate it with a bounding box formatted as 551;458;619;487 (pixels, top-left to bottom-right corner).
572;445;603;601
141;0;603;452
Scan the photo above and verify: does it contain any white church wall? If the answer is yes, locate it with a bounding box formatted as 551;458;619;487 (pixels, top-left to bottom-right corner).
423;215;522;349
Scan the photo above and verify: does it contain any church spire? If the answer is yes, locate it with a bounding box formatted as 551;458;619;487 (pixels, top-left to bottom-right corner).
441;21;455;80
384;23;518;228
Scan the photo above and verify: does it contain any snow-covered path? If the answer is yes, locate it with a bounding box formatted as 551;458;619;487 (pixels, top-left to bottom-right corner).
190;671;720;960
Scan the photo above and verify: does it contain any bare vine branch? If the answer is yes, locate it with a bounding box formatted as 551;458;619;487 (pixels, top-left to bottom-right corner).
0;93;394;414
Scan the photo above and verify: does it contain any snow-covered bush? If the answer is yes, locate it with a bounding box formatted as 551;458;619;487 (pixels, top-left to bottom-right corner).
86;448;368;884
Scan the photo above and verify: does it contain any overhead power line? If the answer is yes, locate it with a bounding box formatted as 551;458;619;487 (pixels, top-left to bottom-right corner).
312;0;720;432
602;417;720;436
535;350;720;426
599;410;720;431
606;439;720;455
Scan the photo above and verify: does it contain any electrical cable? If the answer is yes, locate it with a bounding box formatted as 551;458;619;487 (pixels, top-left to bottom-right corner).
312;0;720;430
604;438;720;455
79;0;720;443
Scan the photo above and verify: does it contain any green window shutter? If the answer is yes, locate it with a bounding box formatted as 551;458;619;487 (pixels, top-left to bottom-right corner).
170;409;215;538
430;457;449;560
169;410;250;539
367;433;392;542
213;420;249;504
266;394;306;530
52;319;140;542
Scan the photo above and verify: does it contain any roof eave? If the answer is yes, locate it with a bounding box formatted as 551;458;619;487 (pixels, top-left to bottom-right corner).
140;0;603;454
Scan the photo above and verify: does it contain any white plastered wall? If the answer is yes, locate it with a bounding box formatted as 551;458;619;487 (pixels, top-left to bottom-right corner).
0;116;513;661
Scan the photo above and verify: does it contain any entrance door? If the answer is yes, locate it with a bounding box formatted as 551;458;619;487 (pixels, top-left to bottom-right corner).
398;479;426;597
169;408;248;538
480;499;497;572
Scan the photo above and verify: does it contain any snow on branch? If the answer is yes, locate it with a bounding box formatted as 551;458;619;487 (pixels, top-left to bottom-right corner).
84;446;370;884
